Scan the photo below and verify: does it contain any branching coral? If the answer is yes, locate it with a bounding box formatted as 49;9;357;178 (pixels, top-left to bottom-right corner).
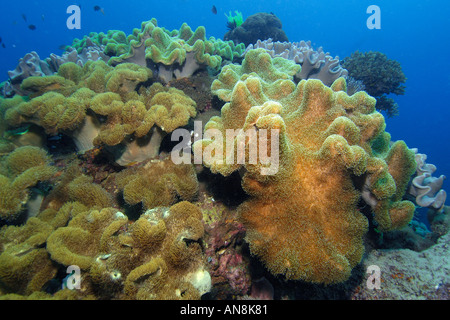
45;202;209;299
0;146;55;223
342;51;406;117
193;53;417;284
246;39;348;86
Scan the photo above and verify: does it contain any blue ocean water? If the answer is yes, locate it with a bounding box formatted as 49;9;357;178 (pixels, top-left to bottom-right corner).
0;0;448;190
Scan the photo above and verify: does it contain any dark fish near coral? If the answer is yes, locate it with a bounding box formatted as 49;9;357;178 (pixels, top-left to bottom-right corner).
59;44;68;51
28;24;36;30
94;5;105;15
48;134;62;141
211;5;217;15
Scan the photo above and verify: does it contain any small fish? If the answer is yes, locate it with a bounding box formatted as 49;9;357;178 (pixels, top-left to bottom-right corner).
58;44;68;50
1;43;5;49
22;14;27;22
48;135;62;141
28;24;36;30
41;14;45;21
211;5;217;15
94;5;105;15
0;37;2;43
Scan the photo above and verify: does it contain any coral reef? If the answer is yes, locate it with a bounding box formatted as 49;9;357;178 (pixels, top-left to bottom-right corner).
108;19;244;83
408;148;446;211
2;62;197;164
0;15;447;301
342;51;406;117
224;12;289;47
45;202;210;299
245;39;348;86
1;44;109;98
0;146;55;223
1;19;245;97
0;219;57;295
194;51;417;284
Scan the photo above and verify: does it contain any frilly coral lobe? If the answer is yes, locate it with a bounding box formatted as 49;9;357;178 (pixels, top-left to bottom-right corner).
194;50;418;284
0;14;447;301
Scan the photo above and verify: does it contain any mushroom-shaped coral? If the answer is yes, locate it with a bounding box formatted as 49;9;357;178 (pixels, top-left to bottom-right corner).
91;83;197;165
408;149;446;211
246;39;348;86
211;48;300;102
2;61;153;152
110;19;226;83
2;62;197;165
0;146;55;223
194;58;417;284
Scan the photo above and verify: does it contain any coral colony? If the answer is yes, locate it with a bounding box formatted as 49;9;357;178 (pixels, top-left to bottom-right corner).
0;14;447;300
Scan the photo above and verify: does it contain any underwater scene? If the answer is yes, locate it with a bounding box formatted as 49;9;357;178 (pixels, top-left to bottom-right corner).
0;0;448;303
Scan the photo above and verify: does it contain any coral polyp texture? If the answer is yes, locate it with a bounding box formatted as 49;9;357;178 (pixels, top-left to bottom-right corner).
114;158;199;210
45;202;209;299
194;51;417;284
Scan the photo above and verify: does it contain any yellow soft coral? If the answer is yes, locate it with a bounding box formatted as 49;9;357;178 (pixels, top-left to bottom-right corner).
46;202;209;299
114;157;198;210
0;146;55;223
194;73;416;284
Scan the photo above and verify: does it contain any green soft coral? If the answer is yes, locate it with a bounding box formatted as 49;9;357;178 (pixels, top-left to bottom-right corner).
225;11;244;28
108;19;244;82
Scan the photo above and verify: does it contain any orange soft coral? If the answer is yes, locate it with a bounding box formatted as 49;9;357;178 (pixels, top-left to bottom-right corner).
194;61;416;284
